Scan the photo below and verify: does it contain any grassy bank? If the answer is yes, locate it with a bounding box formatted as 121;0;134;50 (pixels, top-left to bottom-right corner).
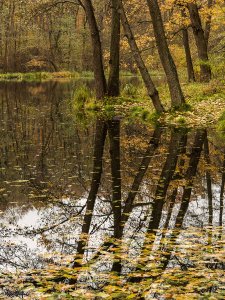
121;79;225;129
2;70;225;129
0;71;82;81
157;79;225;127
0;70;138;82
70;79;225;130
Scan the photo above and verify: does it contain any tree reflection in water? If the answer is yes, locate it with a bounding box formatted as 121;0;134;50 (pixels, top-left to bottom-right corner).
0;82;225;298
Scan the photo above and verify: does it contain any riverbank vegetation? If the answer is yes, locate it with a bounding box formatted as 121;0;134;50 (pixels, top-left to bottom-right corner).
70;79;225;129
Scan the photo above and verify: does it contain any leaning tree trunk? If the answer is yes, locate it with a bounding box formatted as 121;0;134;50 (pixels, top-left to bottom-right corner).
119;0;164;113
146;0;185;107
82;0;107;98
188;3;211;82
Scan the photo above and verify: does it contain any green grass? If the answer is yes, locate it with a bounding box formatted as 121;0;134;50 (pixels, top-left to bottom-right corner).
0;70;140;82
73;85;92;108
2;68;225;128
67;77;225;128
122;83;139;98
216;110;225;136
0;71;80;82
120;70;138;77
80;71;94;78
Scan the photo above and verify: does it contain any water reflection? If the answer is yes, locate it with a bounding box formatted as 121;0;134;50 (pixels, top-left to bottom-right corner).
0;81;225;298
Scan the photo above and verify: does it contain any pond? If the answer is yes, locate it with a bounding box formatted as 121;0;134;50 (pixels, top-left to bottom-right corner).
0;80;225;299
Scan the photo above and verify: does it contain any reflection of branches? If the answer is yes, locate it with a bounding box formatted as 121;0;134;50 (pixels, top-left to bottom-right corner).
146;128;187;236
72;120;107;269
155;130;207;274
0;243;46;271
175;130;207;228
204;135;213;226
174;255;195;271
90;209;112;235
108;119;122;274
27;206;86;236
127;129;206;286
108;120;122;240
164;133;187;228
4;123;225;297
122;127;163;225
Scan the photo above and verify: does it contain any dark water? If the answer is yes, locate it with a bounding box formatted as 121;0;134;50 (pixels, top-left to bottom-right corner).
0;81;225;299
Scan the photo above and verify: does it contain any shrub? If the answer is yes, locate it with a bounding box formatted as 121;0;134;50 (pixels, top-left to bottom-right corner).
122;83;138;98
73;86;92;110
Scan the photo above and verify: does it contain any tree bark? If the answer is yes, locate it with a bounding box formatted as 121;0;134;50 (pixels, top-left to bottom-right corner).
108;0;121;97
205;0;214;49
187;3;211;82
146;0;185;107
182;28;195;82
181;8;195;82
82;0;107;98
119;0;164;113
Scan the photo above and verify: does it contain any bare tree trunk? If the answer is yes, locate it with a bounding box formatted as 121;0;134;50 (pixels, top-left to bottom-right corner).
181;8;195;82
188;3;211;82
146;0;185;107
182;28;195;82
119;1;164;113
108;0;120;97
82;0;107;98
205;0;214;49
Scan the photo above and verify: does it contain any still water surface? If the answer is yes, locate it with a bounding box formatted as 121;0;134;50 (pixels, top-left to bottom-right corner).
0;81;225;298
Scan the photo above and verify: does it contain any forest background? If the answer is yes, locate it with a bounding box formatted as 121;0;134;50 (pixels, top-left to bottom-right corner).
1;0;225;121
